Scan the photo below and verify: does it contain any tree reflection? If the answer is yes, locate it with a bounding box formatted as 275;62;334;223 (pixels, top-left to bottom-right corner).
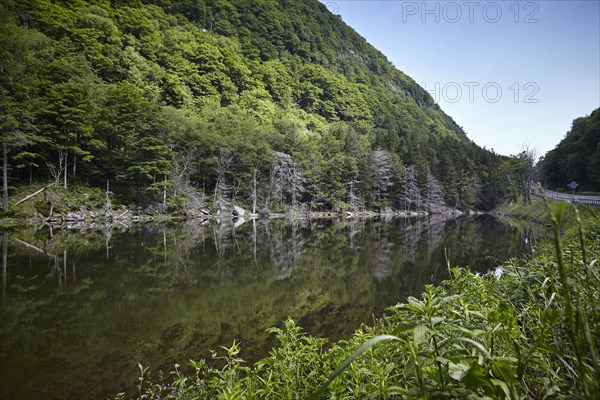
0;216;542;400
265;219;307;280
2;232;6;306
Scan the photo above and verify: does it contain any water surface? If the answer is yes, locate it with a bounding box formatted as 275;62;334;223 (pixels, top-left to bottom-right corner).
0;215;538;399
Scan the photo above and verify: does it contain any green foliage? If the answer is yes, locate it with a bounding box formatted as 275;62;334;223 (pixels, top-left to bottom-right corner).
2;0;517;214
0;4;53;211
540;108;600;192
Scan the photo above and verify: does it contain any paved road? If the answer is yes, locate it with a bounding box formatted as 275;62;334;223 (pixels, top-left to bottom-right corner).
533;187;600;206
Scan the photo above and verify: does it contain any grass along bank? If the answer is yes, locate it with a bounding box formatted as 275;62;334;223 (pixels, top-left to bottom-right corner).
114;200;600;400
495;195;563;226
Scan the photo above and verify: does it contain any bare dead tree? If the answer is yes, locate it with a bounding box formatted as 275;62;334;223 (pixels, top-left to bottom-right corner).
251;168;258;214
372;150;394;205
214;150;233;210
172;149;195;199
47;150;67;187
404;165;420;212
347;176;363;212
2;232;7;306
245;163;266;215
423;171;445;212
270;152;305;211
289;162;304;210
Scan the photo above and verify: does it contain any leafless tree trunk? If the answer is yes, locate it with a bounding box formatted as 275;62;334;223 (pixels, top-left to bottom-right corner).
172;149;195;199
2;232;7;306
271;152;304;211
252;218;257;262
63;152;68;188
163;180;167;207
423;171;444;212
289;162;304;210
214;150;233;209
251;169;258;214
372;150;393;204
72;152;77;179
347;176;362;212
404;165;420;212
2;144;9;213
48;150;67;187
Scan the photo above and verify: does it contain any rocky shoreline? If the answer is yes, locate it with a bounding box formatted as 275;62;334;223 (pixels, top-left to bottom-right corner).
1;204;483;227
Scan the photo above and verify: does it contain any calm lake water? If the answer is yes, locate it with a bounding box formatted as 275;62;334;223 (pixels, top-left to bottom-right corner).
0;215;539;400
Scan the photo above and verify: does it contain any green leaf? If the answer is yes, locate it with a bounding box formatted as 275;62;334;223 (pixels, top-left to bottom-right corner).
456;337;491;358
448;360;471;381
406;296;425;312
316;334;401;395
490;378;513;400
392;322;417;336
554;201;568;224
462;362;494;395
440;294;463;304
387;385;409;395
491;360;516;384
413;325;429;345
468;310;486;320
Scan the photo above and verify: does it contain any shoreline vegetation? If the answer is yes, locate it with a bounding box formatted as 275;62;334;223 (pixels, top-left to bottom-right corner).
0;182;476;227
106;197;599;400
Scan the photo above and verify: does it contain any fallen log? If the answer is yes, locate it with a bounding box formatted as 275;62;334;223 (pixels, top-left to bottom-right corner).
14;238;46;254
15;183;55;206
116;209;130;219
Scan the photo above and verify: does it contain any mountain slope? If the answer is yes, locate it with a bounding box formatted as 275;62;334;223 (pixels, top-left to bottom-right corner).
1;0;506;214
147;0;469;139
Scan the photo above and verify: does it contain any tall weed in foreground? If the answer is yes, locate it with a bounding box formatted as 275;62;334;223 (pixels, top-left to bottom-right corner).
539;192;600;397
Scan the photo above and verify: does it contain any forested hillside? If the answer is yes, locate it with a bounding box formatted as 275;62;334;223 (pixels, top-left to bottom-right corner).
539;108;600;192
1;0;516;215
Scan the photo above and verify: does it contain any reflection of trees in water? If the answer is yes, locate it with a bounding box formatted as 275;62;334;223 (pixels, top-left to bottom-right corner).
47;251;68;292
265;219;308;280
0;216;540;400
2;232;7;306
371;221;394;281
213;221;234;280
423;215;451;256
102;223;112;259
0;216;535;306
158;218;292;283
402;217;423;263
3;216;535;295
365;215;466;286
495;219;538;258
364;216;452;282
171;221;209;282
346;218;365;251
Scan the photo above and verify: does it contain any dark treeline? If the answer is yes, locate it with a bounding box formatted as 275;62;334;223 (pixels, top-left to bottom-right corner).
539;107;600;192
1;0;526;215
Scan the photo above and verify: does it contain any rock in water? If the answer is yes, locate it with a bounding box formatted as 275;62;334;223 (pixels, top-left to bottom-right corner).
233;205;247;216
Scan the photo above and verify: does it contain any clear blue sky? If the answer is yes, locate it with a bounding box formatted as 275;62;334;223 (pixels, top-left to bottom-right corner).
319;0;600;158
